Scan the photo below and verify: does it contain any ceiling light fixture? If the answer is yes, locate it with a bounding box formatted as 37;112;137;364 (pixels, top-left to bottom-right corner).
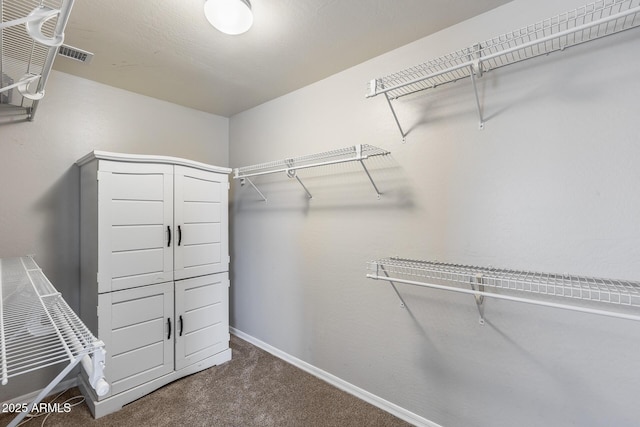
204;0;253;35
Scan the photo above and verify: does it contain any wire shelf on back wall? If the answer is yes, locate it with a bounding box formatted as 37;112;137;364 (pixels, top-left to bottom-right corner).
233;144;390;201
367;257;640;324
1;256;108;427
366;0;640;138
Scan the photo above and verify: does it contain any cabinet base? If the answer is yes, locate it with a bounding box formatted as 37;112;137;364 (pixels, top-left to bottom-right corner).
79;348;232;419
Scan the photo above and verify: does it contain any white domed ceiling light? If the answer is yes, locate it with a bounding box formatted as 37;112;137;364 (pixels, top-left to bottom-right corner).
204;0;253;35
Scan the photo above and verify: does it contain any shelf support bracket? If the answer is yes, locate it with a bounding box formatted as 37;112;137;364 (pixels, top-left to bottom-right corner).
240;177;267;202
287;169;312;199
469;44;485;130
380;266;407;309
384;92;407;142
470;274;485;325
356;145;382;199
359;160;382;199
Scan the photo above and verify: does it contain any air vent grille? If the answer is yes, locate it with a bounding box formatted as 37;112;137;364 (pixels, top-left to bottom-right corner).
58;45;94;64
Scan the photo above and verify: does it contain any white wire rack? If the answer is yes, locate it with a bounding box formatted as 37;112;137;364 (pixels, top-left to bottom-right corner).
366;0;640;138
367;257;640;324
0;256;107;427
0;0;75;121
233;144;390;201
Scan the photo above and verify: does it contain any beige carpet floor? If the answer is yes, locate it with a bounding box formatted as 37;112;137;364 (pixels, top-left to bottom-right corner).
1;335;411;426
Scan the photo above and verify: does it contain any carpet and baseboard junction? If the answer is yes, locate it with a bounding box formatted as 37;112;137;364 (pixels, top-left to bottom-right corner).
0;332;434;426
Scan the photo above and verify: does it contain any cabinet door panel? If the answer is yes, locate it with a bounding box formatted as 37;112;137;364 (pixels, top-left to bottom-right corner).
183;177;221;202
183;302;223;332
185;322;226;358
111;342;165;382
175;273;229;371
111;249;165;280
111;201;164;225
174;167;228;280
183;202;221;223
180;223;221;246
181;243;221;269
110;174;165;201
99;283;174;397
111;293;164;329
110;318;164;355
111;225;164;252
183;277;223;307
98;166;173;292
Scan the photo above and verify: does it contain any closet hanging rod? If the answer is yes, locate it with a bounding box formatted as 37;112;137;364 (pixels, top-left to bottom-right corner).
367;257;640;324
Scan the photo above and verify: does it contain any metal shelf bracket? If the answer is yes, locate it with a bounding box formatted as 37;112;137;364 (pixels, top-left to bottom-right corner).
287;167;313;199
378;264;407;309
240;177;267;202
383;91;407;143
469;44;485;130
470;274;485;325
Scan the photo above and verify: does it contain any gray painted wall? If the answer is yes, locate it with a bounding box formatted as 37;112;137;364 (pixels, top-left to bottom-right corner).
229;1;640;426
0;70;228;401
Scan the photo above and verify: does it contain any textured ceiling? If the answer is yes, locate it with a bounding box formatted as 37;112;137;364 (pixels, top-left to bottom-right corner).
53;0;513;117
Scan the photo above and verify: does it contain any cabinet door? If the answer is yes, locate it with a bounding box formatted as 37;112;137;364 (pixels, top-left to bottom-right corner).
98;282;174;397
174;273;229;371
98;161;174;292
173;166;229;280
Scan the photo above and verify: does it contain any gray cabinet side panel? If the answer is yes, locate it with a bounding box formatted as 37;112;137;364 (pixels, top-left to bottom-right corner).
80;159;99;335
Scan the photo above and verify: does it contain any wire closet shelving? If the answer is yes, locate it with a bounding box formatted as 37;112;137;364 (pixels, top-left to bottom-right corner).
0;0;75;121
366;0;640;139
233;144;390;201
0;256;108;427
367;257;640;324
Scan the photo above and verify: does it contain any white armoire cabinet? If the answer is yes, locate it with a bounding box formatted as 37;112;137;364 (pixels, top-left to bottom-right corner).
76;151;232;418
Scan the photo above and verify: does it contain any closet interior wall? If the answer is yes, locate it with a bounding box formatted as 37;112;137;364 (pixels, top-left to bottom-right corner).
228;0;640;426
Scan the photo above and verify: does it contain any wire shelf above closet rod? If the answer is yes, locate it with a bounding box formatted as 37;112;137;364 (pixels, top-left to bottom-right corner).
1;256;108;427
367;257;640;324
366;0;640;139
233;144;390;201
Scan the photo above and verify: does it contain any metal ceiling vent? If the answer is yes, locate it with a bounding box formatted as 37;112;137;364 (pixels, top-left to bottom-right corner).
58;44;94;64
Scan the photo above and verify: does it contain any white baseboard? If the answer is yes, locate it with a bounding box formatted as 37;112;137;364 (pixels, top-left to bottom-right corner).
230;327;440;427
1;378;78;406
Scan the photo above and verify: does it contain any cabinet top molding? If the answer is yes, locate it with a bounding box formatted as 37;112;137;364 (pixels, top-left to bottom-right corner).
76;151;232;174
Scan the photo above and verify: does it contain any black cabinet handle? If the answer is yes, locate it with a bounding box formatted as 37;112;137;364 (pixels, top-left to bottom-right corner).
167;317;172;340
178;225;182;246
179;315;184;336
167;226;172;247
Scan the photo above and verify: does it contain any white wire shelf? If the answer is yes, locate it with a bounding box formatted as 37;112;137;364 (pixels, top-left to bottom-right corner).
1;256;107;427
367;257;640;324
233;144;390;201
0;0;75;121
366;0;640;138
